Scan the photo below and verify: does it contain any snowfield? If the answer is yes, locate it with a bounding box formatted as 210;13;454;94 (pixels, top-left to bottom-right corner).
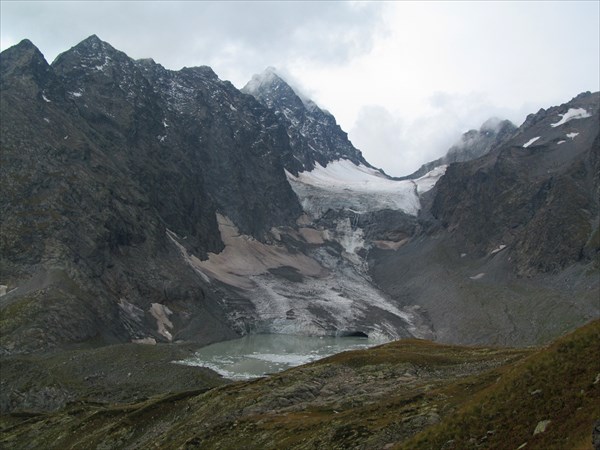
550;108;591;128
522;136;541;148
286;159;446;217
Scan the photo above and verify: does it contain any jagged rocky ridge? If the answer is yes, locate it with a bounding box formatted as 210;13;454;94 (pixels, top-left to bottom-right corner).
0;36;430;354
1;35;599;359
242;67;373;175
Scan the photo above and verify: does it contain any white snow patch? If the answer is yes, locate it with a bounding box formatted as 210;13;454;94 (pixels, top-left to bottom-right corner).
566;132;579;139
163;119;169;128
336;218;365;262
94;60;110;71
522;136;541;148
301;160;388;185
490;244;507;255
69;91;83;98
469;273;485;280
157;135;166;142
43;118;50;123
63;135;69;140
229;104;237;111
557;140;566;145
414;165;448;194
550;108;591;127
42;92;51;102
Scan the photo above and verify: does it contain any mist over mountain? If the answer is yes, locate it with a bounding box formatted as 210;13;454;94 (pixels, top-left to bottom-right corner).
399;117;518;180
0;37;598;445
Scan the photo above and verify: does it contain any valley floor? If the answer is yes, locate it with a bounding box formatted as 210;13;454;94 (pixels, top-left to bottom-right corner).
1;320;598;449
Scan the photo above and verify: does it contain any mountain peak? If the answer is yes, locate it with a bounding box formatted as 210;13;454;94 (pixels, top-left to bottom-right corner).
243;68;372;174
0;38;51;89
180;65;219;80
51;34;126;68
13;38;40;52
243;67;294;98
78;34;110;51
0;38;46;63
76;34;121;57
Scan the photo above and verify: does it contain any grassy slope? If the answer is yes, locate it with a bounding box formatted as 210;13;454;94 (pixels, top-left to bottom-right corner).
0;343;227;414
1;321;598;449
401;319;600;450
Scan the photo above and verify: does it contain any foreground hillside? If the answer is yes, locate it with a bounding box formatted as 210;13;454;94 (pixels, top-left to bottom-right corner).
2;320;598;449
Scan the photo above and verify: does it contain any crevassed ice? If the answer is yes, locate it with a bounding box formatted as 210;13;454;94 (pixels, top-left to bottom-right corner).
287;159;447;217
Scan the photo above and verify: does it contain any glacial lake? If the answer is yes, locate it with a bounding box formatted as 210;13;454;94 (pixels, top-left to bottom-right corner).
178;334;378;380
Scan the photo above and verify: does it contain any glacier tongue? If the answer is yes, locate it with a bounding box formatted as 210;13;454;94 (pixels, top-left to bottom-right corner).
168;214;431;341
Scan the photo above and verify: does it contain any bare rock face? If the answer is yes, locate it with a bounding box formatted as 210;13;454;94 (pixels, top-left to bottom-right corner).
370;93;599;346
430;92;599;275
0;36;302;353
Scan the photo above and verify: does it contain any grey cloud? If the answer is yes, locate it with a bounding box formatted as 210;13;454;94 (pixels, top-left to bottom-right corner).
1;1;385;84
349;92;528;177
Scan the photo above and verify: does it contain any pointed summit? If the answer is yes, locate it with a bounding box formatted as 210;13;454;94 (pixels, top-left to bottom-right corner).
0;38;48;70
243;67;285;92
82;34;102;43
243;67;305;113
74;34;113;53
0;38;53;93
243;68;372;174
51;34;130;71
10;38;40;53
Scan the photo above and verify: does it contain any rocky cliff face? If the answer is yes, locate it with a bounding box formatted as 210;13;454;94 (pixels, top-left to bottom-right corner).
430;91;599;275
0;37;303;353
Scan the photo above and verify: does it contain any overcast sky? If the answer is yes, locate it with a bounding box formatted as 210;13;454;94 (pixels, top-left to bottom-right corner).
2;1;599;176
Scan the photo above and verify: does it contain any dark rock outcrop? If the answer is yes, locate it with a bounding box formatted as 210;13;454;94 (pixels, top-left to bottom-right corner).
430;92;599;275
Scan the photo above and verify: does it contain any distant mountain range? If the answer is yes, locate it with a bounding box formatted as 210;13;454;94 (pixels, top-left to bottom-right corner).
1;36;598;360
